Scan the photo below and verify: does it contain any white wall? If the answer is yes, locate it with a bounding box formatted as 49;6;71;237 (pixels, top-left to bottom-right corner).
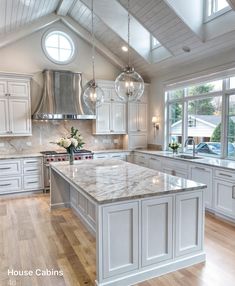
148;47;235;148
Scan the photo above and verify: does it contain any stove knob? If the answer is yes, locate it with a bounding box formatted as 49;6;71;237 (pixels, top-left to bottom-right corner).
51;158;54;161
78;157;82;160
89;156;92;159
46;158;50;162
58;158;61;161
85;156;88;159
75;157;78;160
62;158;65;161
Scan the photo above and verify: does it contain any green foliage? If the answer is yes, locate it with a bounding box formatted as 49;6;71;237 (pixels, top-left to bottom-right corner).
211;119;235;142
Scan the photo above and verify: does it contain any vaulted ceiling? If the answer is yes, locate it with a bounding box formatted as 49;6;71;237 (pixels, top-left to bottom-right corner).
1;0;235;82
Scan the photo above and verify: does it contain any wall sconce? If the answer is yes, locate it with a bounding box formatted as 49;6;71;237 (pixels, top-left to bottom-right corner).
152;116;159;130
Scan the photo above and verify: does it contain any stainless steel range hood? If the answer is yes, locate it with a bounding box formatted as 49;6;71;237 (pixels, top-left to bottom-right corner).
32;70;96;120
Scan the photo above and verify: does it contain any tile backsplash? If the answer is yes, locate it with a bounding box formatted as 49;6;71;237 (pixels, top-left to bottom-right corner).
0;121;123;154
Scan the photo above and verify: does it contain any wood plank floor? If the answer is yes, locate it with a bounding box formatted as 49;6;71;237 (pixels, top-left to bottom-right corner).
0;193;235;286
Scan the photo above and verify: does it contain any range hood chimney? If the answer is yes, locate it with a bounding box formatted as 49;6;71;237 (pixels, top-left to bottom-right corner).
32;70;96;120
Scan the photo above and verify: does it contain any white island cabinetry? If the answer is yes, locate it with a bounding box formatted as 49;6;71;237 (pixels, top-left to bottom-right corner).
50;159;206;286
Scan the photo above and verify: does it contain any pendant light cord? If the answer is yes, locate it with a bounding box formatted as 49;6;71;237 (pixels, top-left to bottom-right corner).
127;0;130;68
91;0;96;83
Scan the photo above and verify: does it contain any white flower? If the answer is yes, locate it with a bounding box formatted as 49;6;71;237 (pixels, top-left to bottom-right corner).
63;138;71;148
58;138;64;147
71;138;78;148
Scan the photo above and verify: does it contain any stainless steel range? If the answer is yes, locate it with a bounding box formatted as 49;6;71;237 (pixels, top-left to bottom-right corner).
41;150;93;191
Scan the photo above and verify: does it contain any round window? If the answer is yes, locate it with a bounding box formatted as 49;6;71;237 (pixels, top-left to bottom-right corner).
42;30;75;64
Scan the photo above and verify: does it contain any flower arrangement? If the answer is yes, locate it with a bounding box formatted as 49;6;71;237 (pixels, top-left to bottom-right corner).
168;142;180;154
57;127;85;155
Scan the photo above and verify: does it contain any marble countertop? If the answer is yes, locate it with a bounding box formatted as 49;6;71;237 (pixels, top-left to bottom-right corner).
134;150;235;170
0;152;42;159
51;159;206;204
93;149;130;154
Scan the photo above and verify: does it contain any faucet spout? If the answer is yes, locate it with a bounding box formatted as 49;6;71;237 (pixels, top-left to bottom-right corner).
184;138;196;157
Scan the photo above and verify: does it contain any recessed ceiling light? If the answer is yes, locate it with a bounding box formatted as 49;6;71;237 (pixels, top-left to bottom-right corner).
182;46;191;53
121;46;128;52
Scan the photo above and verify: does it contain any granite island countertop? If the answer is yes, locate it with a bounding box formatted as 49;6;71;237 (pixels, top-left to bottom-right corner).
51;159;206;204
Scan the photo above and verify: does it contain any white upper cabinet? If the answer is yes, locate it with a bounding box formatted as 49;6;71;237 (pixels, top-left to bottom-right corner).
128;102;147;132
111;102;126;133
0;75;32;137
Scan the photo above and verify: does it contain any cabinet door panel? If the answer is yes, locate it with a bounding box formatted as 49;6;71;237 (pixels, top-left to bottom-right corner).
138;103;147;132
214;179;235;217
0;98;9;134
190;166;213;208
148;157;162;171
175;192;203;257
129;133;147;150
96;103;111;133
111;102;126;134
0;81;7;97
7;81;28;98
102;202;139;278
142;197;173;266
128;103;138;132
9;99;31;134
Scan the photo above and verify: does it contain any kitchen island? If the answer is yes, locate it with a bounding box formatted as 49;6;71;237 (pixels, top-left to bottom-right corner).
50;159;206;286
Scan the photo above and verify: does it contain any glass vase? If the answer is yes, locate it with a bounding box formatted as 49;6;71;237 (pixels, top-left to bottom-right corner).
69;150;74;165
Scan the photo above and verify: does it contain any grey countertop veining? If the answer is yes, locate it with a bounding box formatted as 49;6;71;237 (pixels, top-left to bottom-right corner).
0;152;42;159
51;159;206;204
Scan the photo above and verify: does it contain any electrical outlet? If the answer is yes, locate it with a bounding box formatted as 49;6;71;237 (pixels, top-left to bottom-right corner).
114;139;119;144
26;142;32;146
0;143;4;147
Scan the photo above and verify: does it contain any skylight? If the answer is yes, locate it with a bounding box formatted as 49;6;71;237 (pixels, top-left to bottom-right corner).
206;0;231;20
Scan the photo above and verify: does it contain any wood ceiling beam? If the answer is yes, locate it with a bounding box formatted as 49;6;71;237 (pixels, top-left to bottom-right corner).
61;16;125;69
56;0;76;16
0;13;60;49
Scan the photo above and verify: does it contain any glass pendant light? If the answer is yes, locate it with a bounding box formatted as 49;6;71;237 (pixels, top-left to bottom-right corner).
83;0;104;114
115;0;144;102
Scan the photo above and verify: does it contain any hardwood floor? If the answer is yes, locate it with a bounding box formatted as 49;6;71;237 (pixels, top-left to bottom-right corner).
0;194;235;286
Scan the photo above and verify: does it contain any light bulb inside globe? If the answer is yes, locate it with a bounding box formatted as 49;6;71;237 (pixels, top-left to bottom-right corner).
83;81;104;114
115;66;144;102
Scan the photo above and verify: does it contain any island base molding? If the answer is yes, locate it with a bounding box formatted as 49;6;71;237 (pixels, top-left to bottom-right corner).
95;253;206;286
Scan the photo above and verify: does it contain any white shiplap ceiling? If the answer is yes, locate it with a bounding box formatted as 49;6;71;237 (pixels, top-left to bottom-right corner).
1;0;235;81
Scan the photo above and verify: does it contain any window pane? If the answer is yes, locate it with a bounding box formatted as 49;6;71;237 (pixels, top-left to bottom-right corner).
217;0;229;11
168;88;184;100
59;49;72;61
59;34;72;50
46;47;59;61
229;77;235;89
208;0;213;16
188;80;222;96
227;95;235;158
169;102;182;144
187;96;222;156
45;34;59;48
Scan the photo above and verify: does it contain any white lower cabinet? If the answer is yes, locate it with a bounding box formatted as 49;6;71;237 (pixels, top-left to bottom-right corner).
142;197;173;266
0;157;43;195
214;179;235;218
162;159;188;179
102;202;139;278
148;156;162;171
189;165;213;209
175;191;203;257
94;152;129;161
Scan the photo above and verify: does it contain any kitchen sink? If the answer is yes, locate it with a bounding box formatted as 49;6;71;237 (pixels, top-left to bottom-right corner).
176;154;202;160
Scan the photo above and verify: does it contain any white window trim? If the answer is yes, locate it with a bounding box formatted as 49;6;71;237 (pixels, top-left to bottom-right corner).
165;77;235;160
42;29;76;65
151;36;161;51
204;0;231;23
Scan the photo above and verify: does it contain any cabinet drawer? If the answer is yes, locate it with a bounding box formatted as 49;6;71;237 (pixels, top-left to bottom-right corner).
24;175;43;190
163;159;188;171
24;166;41;175
94;154;110;159
110;153;127;161
0;160;21;176
214;169;235;181
0;177;22;194
23;158;42;166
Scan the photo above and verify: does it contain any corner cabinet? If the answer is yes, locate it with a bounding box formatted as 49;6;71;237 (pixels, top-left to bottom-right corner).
0;75;32;137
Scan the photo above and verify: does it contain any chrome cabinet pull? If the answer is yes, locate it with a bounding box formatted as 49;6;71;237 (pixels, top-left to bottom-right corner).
232;186;235;199
219;173;232;178
150;157;159;161
25;161;38;164
0;167;11;170
27;181;38;184
26;169;38;172
0;183;11;187
194;167;205;171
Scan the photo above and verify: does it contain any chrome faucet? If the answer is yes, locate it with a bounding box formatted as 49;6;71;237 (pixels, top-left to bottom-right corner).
184;138;196;157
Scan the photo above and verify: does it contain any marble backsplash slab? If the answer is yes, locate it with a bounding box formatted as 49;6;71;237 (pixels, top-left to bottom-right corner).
0;121;123;154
